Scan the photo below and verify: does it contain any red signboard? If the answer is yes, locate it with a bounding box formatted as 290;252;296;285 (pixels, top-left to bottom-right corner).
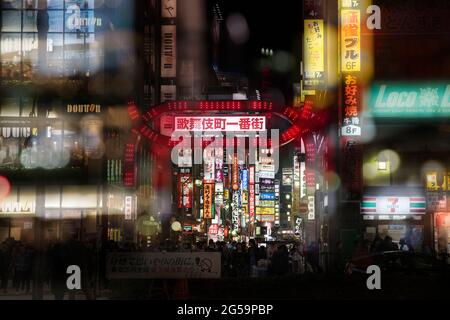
305;140;316;188
232;154;239;191
124;143;136;188
208;224;219;235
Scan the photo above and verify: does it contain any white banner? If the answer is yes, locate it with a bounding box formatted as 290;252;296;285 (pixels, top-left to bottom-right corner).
258;172;275;179
107;252;221;279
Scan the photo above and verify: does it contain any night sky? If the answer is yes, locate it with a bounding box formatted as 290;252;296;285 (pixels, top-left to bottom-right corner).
212;0;303;100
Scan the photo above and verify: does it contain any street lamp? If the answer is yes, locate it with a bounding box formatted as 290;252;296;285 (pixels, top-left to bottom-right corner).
377;152;388;171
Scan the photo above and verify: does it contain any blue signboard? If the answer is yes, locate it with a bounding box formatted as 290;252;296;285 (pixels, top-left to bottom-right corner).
241;169;248;191
259;193;275;201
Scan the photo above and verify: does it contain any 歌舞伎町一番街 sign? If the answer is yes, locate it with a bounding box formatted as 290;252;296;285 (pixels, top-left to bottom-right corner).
106;252;221;279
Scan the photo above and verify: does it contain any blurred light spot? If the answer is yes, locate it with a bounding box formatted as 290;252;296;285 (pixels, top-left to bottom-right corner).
0;176;11;201
273;51;294;73
378;149;401;172
226;13;249;45
421;160;445;177
360;112;377;143
325;171;341;192
363;162;378;180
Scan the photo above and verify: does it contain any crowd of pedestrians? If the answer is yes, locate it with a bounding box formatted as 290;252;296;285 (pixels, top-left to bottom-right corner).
126;238;324;277
2;233;439;299
0;237;97;299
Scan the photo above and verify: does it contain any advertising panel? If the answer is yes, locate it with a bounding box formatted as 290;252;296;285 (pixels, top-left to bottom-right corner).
107;252;221;279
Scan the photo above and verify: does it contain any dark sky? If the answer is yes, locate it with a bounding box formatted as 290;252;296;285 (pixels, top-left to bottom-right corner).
211;0;303;100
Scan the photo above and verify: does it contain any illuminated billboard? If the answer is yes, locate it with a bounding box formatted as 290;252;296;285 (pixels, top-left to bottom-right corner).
340;9;361;72
367;83;450;117
304;19;325;86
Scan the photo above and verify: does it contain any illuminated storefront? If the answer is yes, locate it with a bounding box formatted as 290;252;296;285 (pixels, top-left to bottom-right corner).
360;189;427;250
0;0;136;244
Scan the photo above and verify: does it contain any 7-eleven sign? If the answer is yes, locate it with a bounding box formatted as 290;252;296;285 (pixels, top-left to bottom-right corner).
361;196;426;215
387;198;399;213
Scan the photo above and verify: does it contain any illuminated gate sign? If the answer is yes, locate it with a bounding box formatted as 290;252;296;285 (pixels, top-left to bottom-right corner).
174;116;266;132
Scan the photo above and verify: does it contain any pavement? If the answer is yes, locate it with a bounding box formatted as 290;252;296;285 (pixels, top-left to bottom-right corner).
0;282;111;300
1;273;450;300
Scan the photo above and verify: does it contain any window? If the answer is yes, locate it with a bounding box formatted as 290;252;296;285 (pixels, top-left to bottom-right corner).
1;0;102;81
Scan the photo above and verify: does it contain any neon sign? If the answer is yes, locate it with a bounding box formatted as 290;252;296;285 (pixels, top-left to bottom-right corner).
368;83;450;117
174;116;266;132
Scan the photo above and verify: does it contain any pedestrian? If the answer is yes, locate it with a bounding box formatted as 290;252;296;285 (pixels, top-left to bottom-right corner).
0;242;10;293
232;243;248;277
270;245;289;276
334;241;345;274
248;239;258;277
49;242;67;300
21;244;34;293
399;238;409;252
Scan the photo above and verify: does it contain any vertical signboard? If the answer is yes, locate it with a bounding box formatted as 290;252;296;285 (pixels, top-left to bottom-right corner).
161;25;177;78
231;191;240;234
303;0;325;89
124;196;137;221
124;143;136;188
341;74;361;136
341;8;361;72
203;148;215;183
339;0;363;201
203;183;214;219
305;139;316;189
232;154;239;191
304;19;325;87
178;173;192;209
249;166;255;224
308;196;315;220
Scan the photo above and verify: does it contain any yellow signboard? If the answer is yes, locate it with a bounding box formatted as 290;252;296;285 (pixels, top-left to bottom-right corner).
304;19;325;75
256;207;275;215
203;183;214;219
427;172;449;191
341;10;361;72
